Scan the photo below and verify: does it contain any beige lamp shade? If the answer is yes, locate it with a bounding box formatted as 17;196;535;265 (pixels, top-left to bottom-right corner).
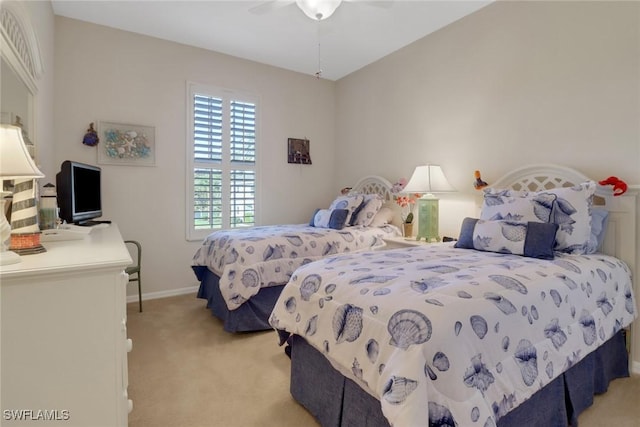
402;164;455;242
403;164;455;194
0;124;44;180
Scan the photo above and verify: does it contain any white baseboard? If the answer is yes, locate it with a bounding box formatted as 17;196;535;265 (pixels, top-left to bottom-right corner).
632;361;640;375
126;285;199;304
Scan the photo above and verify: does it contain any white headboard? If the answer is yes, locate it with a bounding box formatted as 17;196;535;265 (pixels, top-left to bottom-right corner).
350;175;402;228
486;164;638;371
485;164;636;268
351;175;395;201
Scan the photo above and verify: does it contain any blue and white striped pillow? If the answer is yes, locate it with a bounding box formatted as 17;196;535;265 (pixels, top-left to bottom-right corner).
309;208;349;230
455;218;558;259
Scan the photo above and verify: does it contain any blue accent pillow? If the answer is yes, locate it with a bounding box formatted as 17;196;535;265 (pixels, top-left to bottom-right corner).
455;217;558;260
586;208;609;254
309;208;320;226
310;208;349;230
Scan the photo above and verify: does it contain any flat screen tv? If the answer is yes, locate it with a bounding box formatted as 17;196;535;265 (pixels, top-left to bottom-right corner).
56;160;102;225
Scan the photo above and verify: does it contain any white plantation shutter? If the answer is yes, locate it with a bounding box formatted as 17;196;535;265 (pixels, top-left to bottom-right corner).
230;101;256;163
193;168;223;230
230;170;255;226
194;95;223;162
187;83;259;240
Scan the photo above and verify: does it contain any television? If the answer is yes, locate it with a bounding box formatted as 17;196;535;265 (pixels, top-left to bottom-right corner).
56;160;103;225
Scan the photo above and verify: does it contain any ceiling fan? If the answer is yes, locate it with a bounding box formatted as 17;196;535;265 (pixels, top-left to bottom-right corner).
250;0;393;78
250;0;393;21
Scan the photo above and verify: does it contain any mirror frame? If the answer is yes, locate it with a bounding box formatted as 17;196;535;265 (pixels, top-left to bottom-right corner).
0;1;43;157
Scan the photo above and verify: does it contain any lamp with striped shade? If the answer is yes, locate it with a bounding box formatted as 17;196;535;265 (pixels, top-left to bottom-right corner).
0;124;45;264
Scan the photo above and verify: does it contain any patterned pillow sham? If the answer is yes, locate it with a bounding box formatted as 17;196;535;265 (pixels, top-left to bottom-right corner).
455;217;558;259
353;194;384;226
480;181;595;254
309;208;349;230
329;194;365;226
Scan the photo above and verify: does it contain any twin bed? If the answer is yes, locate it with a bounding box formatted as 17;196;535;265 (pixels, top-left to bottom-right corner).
268;164;637;427
191;175;402;332
192;164;637;426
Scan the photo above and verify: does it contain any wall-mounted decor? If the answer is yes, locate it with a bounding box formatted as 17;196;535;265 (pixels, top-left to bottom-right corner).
97;121;155;166
287;138;312;164
82;122;99;147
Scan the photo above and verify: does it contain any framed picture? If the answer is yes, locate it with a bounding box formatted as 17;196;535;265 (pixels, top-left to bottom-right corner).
97;121;155;166
287;138;311;164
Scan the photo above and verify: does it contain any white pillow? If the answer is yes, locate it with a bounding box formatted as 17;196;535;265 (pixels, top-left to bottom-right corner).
480;181;595;254
329;194;364;226
353;194;384;226
369;206;394;227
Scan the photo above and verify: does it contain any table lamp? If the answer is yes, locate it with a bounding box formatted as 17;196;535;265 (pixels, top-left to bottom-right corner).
0;124;45;265
402;164;455;242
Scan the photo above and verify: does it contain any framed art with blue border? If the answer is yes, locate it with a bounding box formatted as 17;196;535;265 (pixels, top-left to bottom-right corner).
97;121;155;166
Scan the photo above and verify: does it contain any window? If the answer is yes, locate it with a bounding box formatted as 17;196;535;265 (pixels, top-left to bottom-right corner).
186;83;259;241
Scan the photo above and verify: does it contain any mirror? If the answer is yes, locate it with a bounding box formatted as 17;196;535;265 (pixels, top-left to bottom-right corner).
1;2;41;203
1;56;35;158
0;2;40;160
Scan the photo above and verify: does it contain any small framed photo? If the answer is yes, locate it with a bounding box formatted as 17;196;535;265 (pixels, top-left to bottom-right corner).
287;138;311;165
97;121;156;166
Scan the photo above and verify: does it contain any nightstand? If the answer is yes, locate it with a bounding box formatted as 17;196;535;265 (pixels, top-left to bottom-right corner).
382;236;433;249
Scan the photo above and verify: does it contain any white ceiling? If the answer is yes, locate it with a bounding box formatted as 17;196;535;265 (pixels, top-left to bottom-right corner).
51;0;491;81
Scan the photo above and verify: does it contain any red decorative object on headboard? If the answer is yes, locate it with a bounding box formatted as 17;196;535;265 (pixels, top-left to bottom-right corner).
598;176;627;196
473;170;488;190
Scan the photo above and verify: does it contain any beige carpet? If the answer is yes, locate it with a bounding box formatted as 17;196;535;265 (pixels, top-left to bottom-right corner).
126;294;640;427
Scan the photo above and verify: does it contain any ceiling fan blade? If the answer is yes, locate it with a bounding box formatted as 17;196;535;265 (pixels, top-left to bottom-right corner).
249;1;295;16
348;0;394;9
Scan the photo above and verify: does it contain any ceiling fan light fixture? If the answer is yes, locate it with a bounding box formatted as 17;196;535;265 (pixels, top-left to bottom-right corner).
295;0;343;21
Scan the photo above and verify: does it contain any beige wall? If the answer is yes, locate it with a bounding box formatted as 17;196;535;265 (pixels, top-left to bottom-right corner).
336;0;640;237
53;16;338;297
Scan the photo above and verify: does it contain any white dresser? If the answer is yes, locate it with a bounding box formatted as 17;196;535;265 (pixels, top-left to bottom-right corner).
1;224;132;426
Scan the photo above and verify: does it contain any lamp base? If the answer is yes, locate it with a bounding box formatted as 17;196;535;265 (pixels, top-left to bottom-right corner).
10;244;46;255
415;196;440;242
0;250;21;265
9;232;47;255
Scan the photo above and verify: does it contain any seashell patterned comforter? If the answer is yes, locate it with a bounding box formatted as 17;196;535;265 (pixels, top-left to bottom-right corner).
269;244;637;427
191;224;400;310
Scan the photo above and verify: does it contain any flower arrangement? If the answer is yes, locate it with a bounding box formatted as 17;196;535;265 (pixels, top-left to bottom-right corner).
392;178;419;224
395;195;416;224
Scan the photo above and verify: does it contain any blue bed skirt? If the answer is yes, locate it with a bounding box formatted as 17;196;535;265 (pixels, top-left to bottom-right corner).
289;330;629;427
193;265;284;333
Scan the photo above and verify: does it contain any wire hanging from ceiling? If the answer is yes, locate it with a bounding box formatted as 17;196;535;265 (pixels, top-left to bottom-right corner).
296;0;344;79
315;17;322;79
